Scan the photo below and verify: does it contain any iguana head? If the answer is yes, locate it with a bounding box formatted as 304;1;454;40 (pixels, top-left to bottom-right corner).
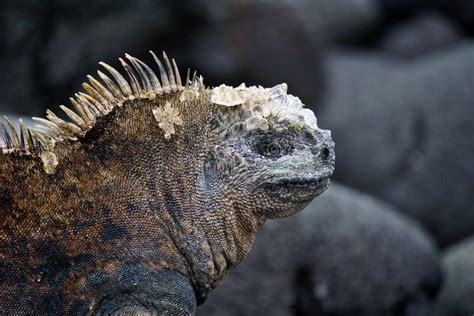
208;83;335;219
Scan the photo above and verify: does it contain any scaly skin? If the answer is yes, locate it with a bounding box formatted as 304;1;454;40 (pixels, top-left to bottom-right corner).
0;52;335;315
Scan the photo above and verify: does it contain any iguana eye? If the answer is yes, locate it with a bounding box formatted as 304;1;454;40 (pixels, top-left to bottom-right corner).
261;142;282;158
250;134;294;159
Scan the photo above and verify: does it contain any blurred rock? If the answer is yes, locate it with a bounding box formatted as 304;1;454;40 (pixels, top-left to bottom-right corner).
193;1;326;105
378;0;431;21
381;12;462;59
0;0;206;116
2;0;328;117
434;0;474;34
437;236;474;315
282;0;380;44
201;0;380;44
198;183;441;316
378;0;474;34
320;44;474;246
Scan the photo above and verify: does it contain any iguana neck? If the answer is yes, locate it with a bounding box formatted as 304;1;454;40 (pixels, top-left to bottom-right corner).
66;99;262;296
0;96;263;301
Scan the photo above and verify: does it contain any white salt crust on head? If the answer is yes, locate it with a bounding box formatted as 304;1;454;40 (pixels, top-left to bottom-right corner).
211;83;318;131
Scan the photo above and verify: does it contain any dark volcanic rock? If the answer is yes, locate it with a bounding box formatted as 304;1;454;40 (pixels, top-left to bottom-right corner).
198;183;441;316
381;12;462;59
319;44;474;246
0;0;205;116
193;1;326;106
437;236;474;315
378;0;474;34
200;0;380;44
434;0;474;34
284;0;380;44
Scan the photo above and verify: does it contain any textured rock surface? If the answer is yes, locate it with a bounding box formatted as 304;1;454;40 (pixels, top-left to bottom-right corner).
437;236;474;315
198;183;441;316
319;45;474;246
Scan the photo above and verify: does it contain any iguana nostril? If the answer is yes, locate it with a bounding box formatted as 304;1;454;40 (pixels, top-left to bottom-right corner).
321;146;331;161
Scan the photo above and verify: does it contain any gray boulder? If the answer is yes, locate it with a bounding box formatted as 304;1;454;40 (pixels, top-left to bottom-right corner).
193;1;326;105
379;0;474;33
282;0;380;44
0;0;206;116
437;236;474;315
198;183;441;316
381;12;462;59
319;44;474;246
200;0;380;44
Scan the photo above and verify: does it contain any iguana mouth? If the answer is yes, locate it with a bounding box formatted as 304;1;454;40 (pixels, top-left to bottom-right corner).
259;174;331;201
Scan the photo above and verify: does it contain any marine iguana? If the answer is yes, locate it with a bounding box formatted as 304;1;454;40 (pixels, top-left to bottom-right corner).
0;52;335;315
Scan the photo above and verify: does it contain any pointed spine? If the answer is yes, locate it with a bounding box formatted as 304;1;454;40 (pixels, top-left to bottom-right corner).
77;92;107;115
125;54;153;93
99;62;133;96
82;82;110;111
162;52;177;90
119;58;141;97
45;109;82;135
172;58;182;87
18;119;33;151
97;71;124;99
185;68;191;88
70;97;95;126
3;116;20;148
87;75;116;106
1;122;13;149
150;50;171;92
32;117;61;136
29;129;48;149
60;105;87;129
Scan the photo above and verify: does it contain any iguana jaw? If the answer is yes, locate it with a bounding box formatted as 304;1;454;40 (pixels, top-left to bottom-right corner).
259;175;331;202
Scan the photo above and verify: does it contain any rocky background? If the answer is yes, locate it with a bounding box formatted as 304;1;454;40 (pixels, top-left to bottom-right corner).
1;0;473;315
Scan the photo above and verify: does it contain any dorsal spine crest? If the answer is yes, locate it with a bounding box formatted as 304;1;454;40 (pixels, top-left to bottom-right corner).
0;51;202;158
